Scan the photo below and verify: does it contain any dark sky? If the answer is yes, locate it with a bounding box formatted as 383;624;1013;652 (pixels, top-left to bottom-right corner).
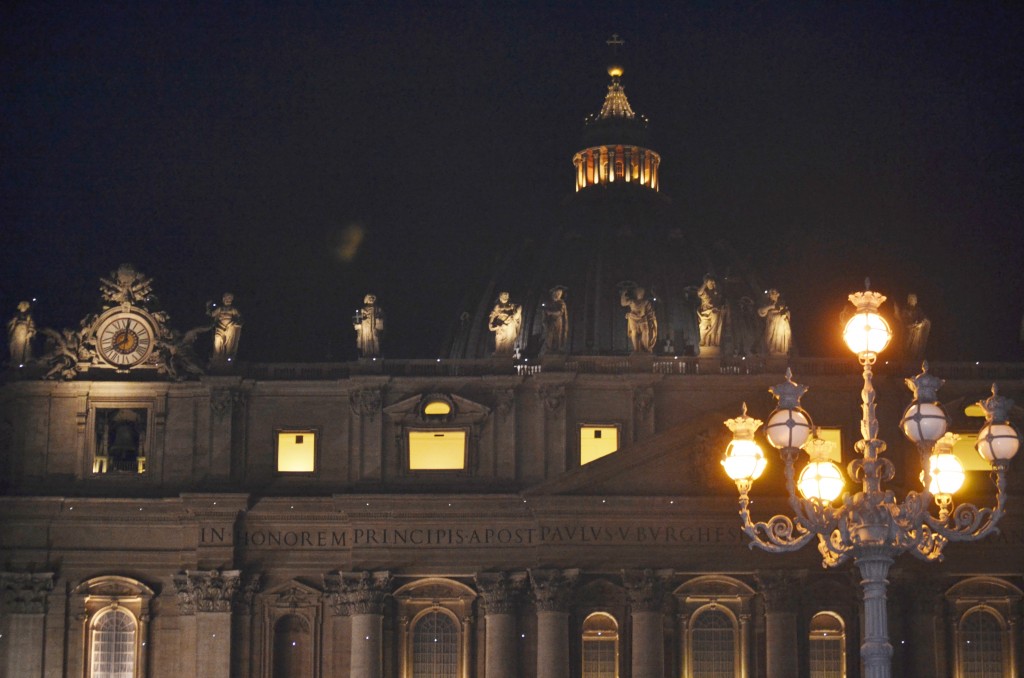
3;2;1022;362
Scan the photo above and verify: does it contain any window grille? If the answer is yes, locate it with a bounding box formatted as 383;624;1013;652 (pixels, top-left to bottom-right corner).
582;612;618;678
691;609;735;678
961;609;1003;678
809;612;845;678
91;609;136;678
412;611;458;677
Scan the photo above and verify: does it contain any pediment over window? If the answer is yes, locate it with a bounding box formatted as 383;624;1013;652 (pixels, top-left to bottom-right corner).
262;580;322;608
74;575;155;598
945;576;1023;603
393;577;477;603
674;575;755;600
384;393;491;425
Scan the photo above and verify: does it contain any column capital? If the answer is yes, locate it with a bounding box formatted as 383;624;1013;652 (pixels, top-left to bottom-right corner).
893;572;945;616
622;568;674;613
755;570;805;613
529;568;579;612
475;571;527;615
233;573;262;615
172;569;241;615
0;572;55;614
325;570;392;616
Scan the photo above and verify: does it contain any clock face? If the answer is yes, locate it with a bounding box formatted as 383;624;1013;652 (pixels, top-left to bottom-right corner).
97;311;155;368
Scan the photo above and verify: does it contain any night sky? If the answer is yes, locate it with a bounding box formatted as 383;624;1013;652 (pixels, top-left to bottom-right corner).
3;3;1022;363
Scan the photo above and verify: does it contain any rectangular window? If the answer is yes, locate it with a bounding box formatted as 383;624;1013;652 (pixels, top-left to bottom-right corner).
93;408;149;474
951;432;990;471
580;425;619;465
276;430;316;473
815;427;844;463
408;430;467;470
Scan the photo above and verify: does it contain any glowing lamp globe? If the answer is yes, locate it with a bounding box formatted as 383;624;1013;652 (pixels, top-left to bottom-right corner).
798;460;845;502
901;402;948;444
722;439;767;483
764;408;813;450
842;311;891;358
976;423;1020;463
921;453;965;496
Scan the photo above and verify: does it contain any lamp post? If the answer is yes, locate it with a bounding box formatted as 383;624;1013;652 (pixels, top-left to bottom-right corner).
721;282;1020;678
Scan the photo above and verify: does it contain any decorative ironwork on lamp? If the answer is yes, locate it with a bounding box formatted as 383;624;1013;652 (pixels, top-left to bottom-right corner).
720;281;1020;678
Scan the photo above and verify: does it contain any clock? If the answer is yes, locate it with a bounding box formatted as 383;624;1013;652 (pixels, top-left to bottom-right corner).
95;308;157;369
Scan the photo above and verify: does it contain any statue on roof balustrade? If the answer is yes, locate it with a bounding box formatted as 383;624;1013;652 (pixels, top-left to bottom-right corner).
207;293;243;365
7;301;36;365
619;282;658;353
697;275;726;348
895;293;930;361
758;288;792;356
354;294;384;358
489;292;522;356
542;286;569;354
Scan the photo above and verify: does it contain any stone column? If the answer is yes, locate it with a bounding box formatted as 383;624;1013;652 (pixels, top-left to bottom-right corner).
529;568;579;678
623;569;672;678
0;572;54;678
338;570;391;678
173;569;241;678
756;570;803;678
476;572;526;678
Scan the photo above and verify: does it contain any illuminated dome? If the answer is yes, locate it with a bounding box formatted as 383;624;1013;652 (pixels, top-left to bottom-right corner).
445;40;767;359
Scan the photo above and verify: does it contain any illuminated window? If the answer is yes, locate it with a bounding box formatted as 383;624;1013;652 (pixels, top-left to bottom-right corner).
580;425;619;465
582;612;619;678
90;608;137;678
950;432;991;472
691;609;736;678
408;430;466;470
93;407;149;474
276;430;316;473
814;427;843;463
412;611;458;677
423;400;452;416
809;612;846;678
960;609;1004;678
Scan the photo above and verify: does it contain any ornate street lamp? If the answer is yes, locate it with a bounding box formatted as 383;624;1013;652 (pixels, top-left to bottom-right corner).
721;282;1020;678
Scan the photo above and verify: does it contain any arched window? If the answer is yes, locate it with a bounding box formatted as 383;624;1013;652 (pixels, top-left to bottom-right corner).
960;608;1004;678
691;609;735;678
90;608;137;678
273;614;312;678
582;612;619;678
809;612;846;678
412;610;458;677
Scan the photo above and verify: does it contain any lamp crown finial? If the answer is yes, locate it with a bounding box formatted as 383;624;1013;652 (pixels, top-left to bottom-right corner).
770;371;808;409
978;384;1014;423
905;365;944;402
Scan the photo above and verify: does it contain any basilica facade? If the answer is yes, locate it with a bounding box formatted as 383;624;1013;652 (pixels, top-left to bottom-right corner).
2;50;1023;678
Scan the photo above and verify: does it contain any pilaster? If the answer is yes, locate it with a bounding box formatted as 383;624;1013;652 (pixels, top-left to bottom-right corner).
0;572;54;678
756;570;804;678
476;572;526;678
173;569;242;678
623;568;672;678
529;568;578;678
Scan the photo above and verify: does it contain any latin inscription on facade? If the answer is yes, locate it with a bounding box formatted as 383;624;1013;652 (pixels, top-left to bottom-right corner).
201;523;746;549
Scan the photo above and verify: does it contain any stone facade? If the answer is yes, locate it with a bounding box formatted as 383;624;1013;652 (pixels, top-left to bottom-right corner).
1;358;1022;677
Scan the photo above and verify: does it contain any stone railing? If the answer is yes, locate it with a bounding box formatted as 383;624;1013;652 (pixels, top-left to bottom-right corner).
242;358;1024;381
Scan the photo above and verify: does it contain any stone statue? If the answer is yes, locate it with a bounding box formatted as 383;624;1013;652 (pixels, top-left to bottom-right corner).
542;286;569;353
353;294;384;358
99;264;154;307
697;275;725;347
488;291;522;356
7;301;35;365
206;293;243;364
758;289;792;356
895;293;930;361
619;283;658;353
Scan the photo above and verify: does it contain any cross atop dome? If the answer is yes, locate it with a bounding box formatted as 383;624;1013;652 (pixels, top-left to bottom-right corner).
598;34;634;120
